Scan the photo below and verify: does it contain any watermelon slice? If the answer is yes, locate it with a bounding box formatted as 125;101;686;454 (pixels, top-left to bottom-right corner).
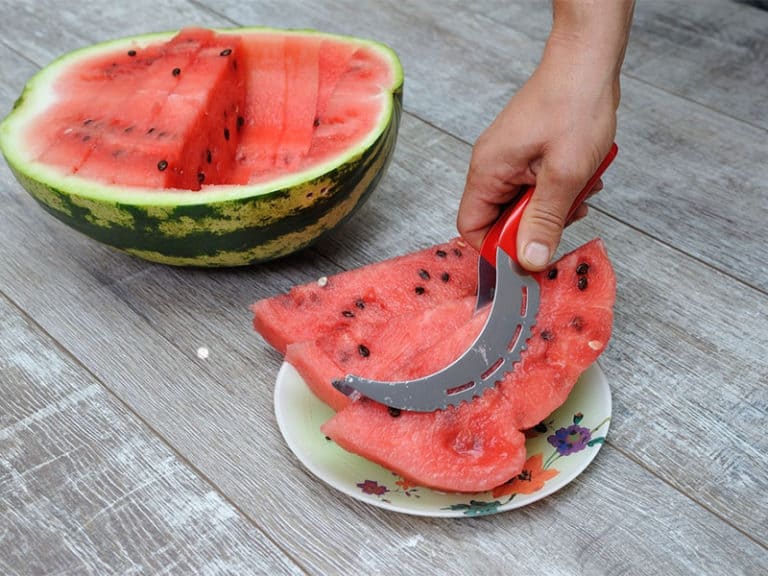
253;238;616;493
252;238;478;355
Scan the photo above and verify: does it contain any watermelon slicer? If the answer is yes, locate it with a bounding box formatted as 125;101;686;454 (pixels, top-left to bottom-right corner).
334;144;619;411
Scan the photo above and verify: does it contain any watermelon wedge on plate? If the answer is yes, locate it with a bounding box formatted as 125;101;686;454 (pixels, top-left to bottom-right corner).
0;27;403;266
254;238;617;494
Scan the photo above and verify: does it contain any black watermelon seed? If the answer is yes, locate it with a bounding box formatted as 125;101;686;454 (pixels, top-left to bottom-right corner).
453;248;462;257
441;272;450;282
157;160;168;171
206;149;212;164
436;249;447;258
541;330;553;341
157;131;168;138
355;299;365;309
197;172;205;184
127;49;137;57
576;262;590;275
547;267;558;280
415;286;426;295
147;127;155;134
342;310;355;318
418;268;430;280
313;117;320;127
83;118;93;126
224;127;230;141
570;316;584;331
387;407;402;418
358;344;370;357
237;116;245;130
172;67;181;77
124;126;134;134
324;435;331;441
220;48;232;56
81;135;91;142
577;277;588;291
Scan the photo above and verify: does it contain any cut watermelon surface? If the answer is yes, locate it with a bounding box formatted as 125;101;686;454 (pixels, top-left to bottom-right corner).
253;238;616;493
21;27;397;191
1;27;403;266
252;238;478;356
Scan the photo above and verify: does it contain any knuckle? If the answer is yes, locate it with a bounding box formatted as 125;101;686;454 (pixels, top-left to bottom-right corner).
544;161;583;190
527;203;567;232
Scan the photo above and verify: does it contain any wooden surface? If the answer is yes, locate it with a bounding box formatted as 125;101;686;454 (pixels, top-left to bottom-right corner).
1;1;766;574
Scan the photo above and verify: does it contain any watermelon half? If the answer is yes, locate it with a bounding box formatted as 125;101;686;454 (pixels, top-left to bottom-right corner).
253;238;616;493
0;27;403;266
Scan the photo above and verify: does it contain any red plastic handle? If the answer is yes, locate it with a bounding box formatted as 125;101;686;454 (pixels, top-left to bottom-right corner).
479;142;619;267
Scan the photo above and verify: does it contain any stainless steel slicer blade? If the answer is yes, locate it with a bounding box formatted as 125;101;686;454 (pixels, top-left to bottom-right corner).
333;246;540;411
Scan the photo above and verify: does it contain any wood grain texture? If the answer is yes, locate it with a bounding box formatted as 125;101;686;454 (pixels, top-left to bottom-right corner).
0;296;304;575
1;0;767;574
199;0;768;290
2;113;767;573
460;0;768;130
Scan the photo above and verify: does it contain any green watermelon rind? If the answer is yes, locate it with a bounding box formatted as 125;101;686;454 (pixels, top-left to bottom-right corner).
0;27;404;266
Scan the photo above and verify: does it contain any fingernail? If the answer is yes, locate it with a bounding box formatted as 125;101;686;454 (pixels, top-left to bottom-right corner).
523;242;550;268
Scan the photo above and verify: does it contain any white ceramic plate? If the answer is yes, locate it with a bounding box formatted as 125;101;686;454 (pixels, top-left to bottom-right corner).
274;362;611;517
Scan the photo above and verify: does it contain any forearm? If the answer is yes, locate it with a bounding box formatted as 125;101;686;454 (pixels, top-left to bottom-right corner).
545;0;635;105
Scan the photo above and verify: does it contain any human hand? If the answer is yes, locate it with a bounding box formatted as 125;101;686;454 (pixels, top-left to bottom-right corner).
457;0;633;271
457;58;618;270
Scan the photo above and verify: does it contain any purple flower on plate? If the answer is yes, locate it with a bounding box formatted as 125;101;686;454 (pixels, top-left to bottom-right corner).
547;424;592;456
357;480;388;496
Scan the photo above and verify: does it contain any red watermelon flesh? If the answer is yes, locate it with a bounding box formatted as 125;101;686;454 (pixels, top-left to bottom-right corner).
285;297;477;411
318;239;615;492
33;29;245;190
236;34;287;176
278;35;322;168
316;41;358;120
23;28;397;190
251;238;479;355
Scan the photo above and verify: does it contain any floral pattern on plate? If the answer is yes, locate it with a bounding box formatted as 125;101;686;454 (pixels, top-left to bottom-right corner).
352;412;610;516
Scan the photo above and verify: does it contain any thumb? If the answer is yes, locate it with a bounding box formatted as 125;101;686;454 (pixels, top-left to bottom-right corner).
516;163;582;271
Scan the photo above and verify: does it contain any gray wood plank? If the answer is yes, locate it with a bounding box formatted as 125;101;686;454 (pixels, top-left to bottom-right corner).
617;0;768;130
197;0;768;290
0;0;231;66
457;0;768;130
1;1;767;574
0;295;304;575
2;112;767;574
